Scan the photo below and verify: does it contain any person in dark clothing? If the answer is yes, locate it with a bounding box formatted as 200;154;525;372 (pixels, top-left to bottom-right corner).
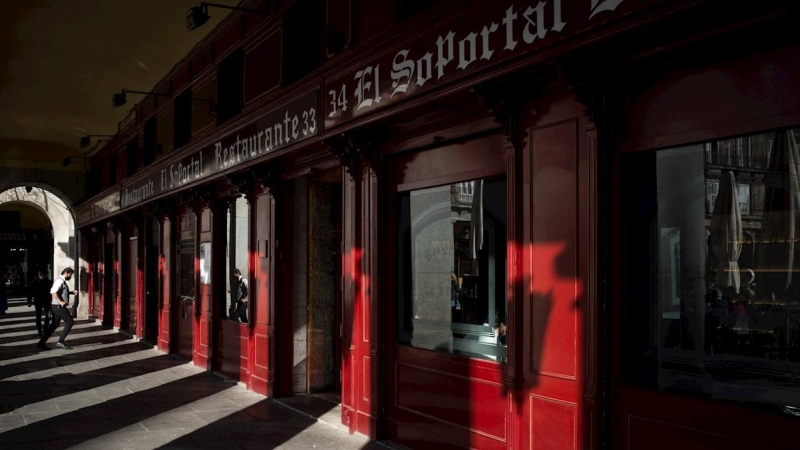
36;267;77;351
229;268;249;323
28;269;53;337
0;267;8;315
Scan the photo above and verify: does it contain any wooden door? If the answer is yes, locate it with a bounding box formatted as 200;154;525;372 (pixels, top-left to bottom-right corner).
144;218;160;342
516;94;592;450
103;242;115;325
126;235;138;334
175;214;196;361
93;239;102;317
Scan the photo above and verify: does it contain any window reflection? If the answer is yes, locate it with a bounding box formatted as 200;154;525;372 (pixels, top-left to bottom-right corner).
625;128;800;413
225;196;249;323
397;177;507;362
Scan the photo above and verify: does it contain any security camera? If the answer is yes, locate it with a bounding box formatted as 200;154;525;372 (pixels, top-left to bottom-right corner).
25;186;32;193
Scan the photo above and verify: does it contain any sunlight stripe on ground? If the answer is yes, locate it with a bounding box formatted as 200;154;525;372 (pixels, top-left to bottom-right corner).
0;339;136;367
65;386;263;450
0;322;99;338
0;362;201;433
1;348;163;381
0;321;67;331
0;328;118;346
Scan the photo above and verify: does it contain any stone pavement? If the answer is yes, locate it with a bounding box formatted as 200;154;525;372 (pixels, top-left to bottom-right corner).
0;297;385;449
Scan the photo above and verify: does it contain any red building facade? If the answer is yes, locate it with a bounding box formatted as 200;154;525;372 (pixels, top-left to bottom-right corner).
77;1;800;448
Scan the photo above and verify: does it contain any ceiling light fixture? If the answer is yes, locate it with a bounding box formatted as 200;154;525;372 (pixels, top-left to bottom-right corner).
112;89;171;109
112;89;216;114
62;156;91;168
80;134;118;149
186;3;270;31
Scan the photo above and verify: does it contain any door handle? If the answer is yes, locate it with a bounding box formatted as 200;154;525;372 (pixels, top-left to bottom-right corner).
181;296;195;304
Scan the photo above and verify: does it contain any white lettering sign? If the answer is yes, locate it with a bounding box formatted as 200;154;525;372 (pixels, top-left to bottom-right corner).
327;0;622;121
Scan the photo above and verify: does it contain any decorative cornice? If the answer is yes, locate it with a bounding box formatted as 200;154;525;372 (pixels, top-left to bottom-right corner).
250;166;281;196
324;133;379;179
556;54;624;133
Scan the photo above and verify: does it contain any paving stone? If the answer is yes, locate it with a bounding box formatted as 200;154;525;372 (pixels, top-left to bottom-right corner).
0;300;379;450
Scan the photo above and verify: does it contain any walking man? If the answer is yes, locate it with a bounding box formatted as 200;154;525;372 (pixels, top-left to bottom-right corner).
36;267;77;351
28;269;52;337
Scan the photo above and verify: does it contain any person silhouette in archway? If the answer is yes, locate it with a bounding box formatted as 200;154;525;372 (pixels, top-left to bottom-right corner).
0;267;8;314
28;269;53;337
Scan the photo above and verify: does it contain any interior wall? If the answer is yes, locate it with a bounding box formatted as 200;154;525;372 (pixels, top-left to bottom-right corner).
309;181;336;392
292;177;309;394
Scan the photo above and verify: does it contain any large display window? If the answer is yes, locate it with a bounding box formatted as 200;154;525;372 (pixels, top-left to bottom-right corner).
397;176;507;361
624;127;800;415
224;196;250;323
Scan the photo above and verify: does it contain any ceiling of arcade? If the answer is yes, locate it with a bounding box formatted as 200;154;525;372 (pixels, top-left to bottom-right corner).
0;0;240;205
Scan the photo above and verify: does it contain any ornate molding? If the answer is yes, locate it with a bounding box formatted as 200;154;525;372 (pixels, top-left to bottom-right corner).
556;55;624;135
250;166;281;196
472;84;527;151
324;133;379;179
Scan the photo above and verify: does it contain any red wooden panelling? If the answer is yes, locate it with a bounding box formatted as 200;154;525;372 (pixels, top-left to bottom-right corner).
158;217;172;353
326;0;351;58
518;92;589;450
244;29;282;104
173;66;191;94
396;362;506;440
530;396;576;450
219;320;249;380
627;415;770;450
393;134;506;191
624;44;800;153
243;1;269;35
114;233;122;329
192;46;214;76
252;192;275;396
529;119;578;380
215;22;242;60
196;208;212;370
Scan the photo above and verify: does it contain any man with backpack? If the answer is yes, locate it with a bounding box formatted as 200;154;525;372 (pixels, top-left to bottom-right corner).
36;267;77;351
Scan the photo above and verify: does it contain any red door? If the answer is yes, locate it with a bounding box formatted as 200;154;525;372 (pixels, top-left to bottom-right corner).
175;214;195;361
516;94;592;449
126;235;138;334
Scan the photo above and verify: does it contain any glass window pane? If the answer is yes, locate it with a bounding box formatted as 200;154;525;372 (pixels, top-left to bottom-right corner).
225;197;250;323
624;128;800;414
397;176;507;362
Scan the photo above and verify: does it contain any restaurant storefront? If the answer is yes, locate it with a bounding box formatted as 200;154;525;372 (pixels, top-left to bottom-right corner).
75;0;799;448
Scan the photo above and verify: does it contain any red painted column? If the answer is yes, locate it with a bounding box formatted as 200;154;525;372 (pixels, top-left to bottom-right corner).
114;227;122;330
158;215;172;353
194;204;212;369
341;173;357;431
251;191;275;396
136;216;146;339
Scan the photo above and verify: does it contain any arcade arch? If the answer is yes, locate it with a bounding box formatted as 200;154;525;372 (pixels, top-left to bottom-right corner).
0;185;83;316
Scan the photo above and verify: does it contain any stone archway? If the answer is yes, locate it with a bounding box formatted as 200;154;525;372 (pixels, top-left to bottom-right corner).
0;186;81;315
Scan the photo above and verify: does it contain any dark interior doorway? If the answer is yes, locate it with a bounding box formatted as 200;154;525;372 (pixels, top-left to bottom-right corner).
174;213;195;361
302;170;343;395
143;217;160;343
103;241;115;325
